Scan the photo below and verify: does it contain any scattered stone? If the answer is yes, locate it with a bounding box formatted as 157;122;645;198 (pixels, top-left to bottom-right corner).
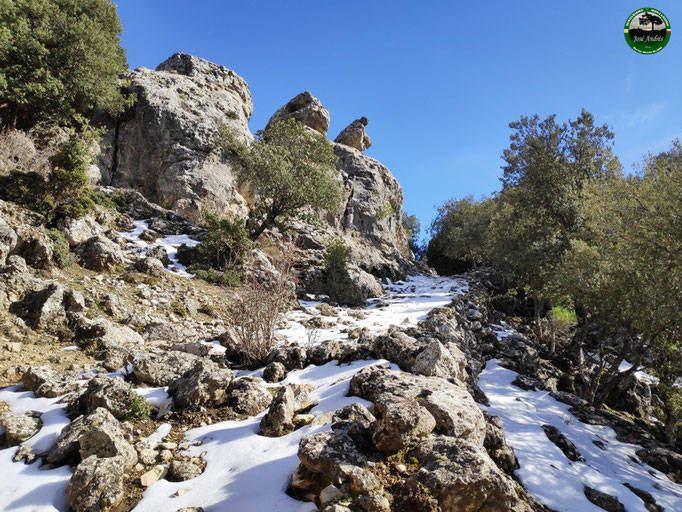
583;486;625;512
77;235;124;271
140;464;168;487
21;365;77;398
77;375;140;420
355;493;391;512
225;378;272;416
168;359;233;408
168;460;203;481
319;484;345;507
542;424;585;462
130;351;202;387
0;411;40;446
260;384;315;437
263;362;287;383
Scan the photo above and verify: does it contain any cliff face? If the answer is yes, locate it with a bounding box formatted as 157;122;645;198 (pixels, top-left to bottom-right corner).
96;53;412;278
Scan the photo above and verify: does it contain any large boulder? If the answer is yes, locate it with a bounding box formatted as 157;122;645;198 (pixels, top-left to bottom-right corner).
168;359;234;408
95;53;253;221
349;366;486;444
77;235;125;271
225;377;272;416
266;91;330;135
408;436;532;512
0;411;40;446
12;225;53;269
334;117;372;152
130;351;202;386
10;283;84;330
76;375;139;420
74;316;145;371
56;215;106;247
412;338;468;383
371;396;436;452
47;407;136;469
21;365;78;398
65;455;126;512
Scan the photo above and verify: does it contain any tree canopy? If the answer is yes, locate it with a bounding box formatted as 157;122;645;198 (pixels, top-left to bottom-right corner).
0;0;129;128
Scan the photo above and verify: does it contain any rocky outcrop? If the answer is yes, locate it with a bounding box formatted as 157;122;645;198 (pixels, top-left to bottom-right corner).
130;351;202;386
65;455;126;512
260;384;315;437
334;117;371;152
167;359;234;408
0;411;40;446
266;91;330;135
95;53;253;221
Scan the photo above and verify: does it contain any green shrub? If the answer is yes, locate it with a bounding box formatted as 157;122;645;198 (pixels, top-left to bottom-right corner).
323;239;357;305
126;393;154;420
0;0;130;128
47;229;73;268
192;268;243;287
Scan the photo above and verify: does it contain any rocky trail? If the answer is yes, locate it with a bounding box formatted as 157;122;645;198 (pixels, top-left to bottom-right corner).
1;266;681;511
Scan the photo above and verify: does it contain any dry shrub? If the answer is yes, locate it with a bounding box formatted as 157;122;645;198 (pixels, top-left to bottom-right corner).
226;248;297;365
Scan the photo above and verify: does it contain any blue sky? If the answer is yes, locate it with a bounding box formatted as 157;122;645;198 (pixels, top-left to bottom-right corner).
115;1;682;236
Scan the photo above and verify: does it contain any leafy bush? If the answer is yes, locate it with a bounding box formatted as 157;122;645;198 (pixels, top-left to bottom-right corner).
126;393;154;421
192;268;243;287
401;212;422;257
0;0;130;128
47;229;73;268
220;118;343;240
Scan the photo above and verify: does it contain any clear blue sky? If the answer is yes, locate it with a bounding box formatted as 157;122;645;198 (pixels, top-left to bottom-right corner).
115;1;682;237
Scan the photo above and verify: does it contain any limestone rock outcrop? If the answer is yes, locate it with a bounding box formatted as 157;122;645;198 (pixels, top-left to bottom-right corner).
334;117;371;152
96;53;253;221
265;91;330;135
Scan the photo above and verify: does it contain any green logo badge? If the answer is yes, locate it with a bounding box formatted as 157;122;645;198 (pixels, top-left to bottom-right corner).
625;8;671;54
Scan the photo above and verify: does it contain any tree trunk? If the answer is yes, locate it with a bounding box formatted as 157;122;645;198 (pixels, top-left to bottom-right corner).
249;208;279;241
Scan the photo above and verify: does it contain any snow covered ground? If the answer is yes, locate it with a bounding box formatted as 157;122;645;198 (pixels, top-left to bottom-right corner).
120;220;199;277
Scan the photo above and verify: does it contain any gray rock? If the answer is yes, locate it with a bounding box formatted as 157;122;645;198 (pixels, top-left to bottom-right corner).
349;365;486;444
266;91;330;135
47;407;136;469
0;215;17;266
56;215;105;247
130;351;202;386
409;436;532;512
140;464;168;487
12;225;53;269
96;53;253;222
65;455;125;512
168;460;203;481
0;411;40;446
412;338;468;383
77;375;140;420
371;396;436;452
262;361;287;383
21;365;78;398
74;316;146;371
260;384;315;437
226;378;272;416
298;429;378;493
134;256;165;275
10;283;84;330
355;493;390;512
77;235;124;271
482;411;517;473
371;331;419;369
168;359;233;408
267;344;308;371
146;245;170;265
542;424;585;462
334;117;372;152
583;486;625;512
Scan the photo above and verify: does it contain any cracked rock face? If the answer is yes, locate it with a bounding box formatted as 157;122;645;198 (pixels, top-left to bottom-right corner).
66;455;126;512
95;53;253;222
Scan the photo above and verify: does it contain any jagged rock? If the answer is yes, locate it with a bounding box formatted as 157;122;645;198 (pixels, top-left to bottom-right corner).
77;235;125;271
77;375;140;420
130;351;201;386
47;408;136;469
408;436;532;512
320;484;346;507
134;256;165;275
622;483;663;512
321;506;352;512
21;365;78;398
171;341;212;357
10;283;84;330
542;424;584;462
74;316;145;370
346;266;384;305
0;411;40;446
371;331;420;369
307;340;343;366
0;215;17;265
260;384;315;437
583;486;624;512
298;429;378;493
146;245;171;265
267;344;308;370
95;53;253;221
266;91;330;135
412;338;468;383
168;460;202;481
56;215;105;247
65;455;125;512
262;362;287;383
482;411;517;473
349;366;486;444
371;396;436;452
12;225;53;268
168;359;234;408
225;377;272;415
334;117;372;152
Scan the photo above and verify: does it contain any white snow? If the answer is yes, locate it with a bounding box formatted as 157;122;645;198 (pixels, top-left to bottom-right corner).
479;359;682;511
120;220;199;277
